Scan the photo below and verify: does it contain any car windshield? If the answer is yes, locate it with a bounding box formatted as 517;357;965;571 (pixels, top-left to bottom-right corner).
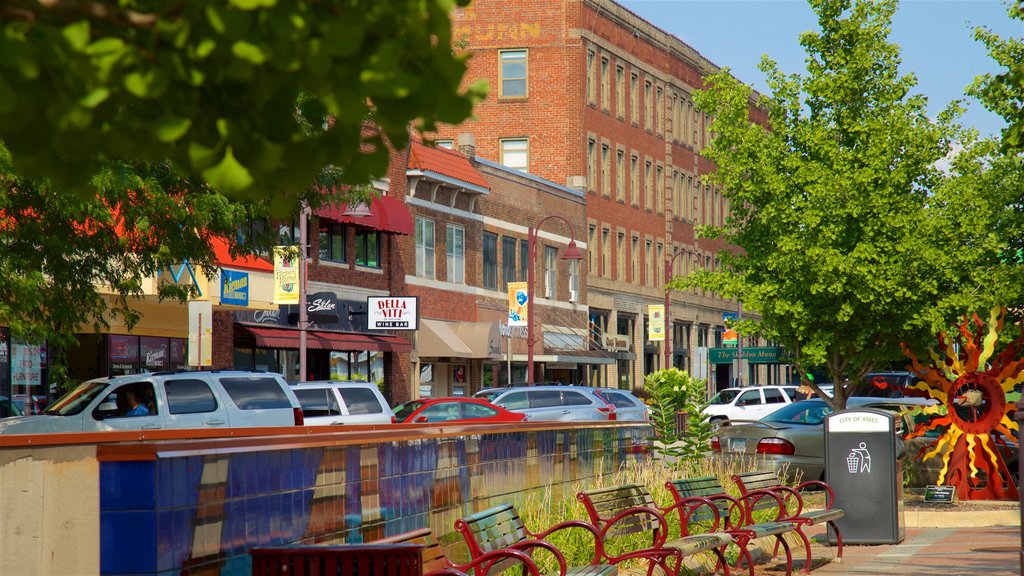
44;379;110;416
708;390;740;405
474;389;504;401
762;400;833;425
393;400;426;421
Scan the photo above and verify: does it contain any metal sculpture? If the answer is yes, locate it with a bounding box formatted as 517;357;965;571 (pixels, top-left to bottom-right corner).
901;308;1022;501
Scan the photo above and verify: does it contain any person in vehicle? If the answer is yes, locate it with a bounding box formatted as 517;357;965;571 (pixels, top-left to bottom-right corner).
122;387;150;417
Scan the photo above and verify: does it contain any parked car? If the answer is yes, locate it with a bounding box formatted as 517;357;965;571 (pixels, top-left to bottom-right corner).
709;397;937;482
487;385;639;421
591;388;650;421
393;397;527;424
0;371;304;434
703;385;799;427
290;381;393;426
847;371;924;398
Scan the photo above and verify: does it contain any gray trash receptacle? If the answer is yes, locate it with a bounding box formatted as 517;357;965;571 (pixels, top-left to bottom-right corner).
824;408;904;544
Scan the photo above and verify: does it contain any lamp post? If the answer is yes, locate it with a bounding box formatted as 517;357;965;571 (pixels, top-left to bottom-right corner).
526;215;584;385
663;249;689;369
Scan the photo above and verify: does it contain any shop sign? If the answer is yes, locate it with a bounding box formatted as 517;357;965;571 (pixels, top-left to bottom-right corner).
367;296;419;330
709;346;785;364
306;291;340;323
11;340;41;387
603;333;630;352
499;322;528;339
221;269;249;306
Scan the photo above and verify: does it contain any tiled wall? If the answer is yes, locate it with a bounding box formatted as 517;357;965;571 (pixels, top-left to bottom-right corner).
99;425;649;575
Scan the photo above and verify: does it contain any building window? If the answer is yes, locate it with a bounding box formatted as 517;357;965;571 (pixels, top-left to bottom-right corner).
644;160;653;211
447;224;464;284
318;221;346;263
644;80;653;131
600;57;610;110
587;138;596;193
656;164;664;214
631;236;639;283
601;227;611;278
519;239;529;286
415;217;435;278
616;232;625;281
499;49;527;97
630;153;639;206
500;138;528;171
630;73;639;124
355;230;380;268
586;50;596;104
615;65;625;118
502;235;517;291
645;239;653;286
568;259;579;302
656;85;663;136
587;224;597;274
544;246;557;298
600;143;610;197
657;242;664;286
483;232;498;289
435;139;454;149
616;148;625;202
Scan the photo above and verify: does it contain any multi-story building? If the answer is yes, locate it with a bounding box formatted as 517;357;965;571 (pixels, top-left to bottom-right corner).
434;0;786;392
398;139;601;397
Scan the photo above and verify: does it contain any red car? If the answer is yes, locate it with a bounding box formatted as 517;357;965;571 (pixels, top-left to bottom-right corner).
393;397;527;424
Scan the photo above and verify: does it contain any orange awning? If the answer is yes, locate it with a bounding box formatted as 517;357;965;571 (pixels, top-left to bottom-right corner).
239;325;411;352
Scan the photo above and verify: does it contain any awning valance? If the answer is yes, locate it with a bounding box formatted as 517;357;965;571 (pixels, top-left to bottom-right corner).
315;195;414;235
418;319;501;359
239;325;411;352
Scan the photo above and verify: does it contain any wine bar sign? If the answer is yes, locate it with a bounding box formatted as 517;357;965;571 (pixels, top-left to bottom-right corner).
367;296;419;330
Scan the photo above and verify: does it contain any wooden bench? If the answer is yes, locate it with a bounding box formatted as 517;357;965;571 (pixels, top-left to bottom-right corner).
454;503;616;576
577;484;733;576
732;471;845;574
373;527;540;576
666;476;797;576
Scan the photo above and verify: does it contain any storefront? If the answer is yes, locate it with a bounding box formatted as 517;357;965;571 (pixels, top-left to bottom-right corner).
415;319;502;397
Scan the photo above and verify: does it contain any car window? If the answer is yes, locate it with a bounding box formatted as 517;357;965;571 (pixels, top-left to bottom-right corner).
46;380;109;416
764;401;832;424
560;391;592;406
393;400;425;421
763;389;785;404
337;388;385;415
294;389;341;417
497;392;528;410
219;377;292;410
418;402;459;422
709;389;739;405
736;390;762;406
101;382;158;418
599;391;641;409
462;403;499;419
530;391;563;408
784;388;799;401
165;379;218;414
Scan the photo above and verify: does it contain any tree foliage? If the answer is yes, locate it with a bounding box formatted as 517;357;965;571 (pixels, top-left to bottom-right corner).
0;0;484;211
675;0;994;409
644;368;713;470
971;2;1024;151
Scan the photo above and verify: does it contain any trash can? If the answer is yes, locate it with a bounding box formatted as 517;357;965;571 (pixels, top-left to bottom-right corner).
824;407;904;544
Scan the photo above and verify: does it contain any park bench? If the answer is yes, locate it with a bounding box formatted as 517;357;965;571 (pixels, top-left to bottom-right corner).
666;476;797;576
577;484;733;576
732;471;845;574
374;527;541;576
454;502;616;576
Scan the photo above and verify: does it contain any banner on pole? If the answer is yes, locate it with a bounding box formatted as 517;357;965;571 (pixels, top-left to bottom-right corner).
188;301;213;367
273;246;300;304
507;282;529;327
648;304;665;341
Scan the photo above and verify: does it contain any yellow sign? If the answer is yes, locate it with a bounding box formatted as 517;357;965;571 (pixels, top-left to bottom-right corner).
507;282;529;327
648;304;665;341
273;246;300;305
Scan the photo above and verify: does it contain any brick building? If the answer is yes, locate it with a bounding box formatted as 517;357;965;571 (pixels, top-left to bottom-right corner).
399;139;602;397
433;0;786;392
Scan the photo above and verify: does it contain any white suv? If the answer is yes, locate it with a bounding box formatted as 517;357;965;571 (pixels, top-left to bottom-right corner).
0;371;304;434
290;381;393;426
703;385;798;426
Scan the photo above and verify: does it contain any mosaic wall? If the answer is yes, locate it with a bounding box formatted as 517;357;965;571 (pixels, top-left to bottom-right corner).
99;425;650;575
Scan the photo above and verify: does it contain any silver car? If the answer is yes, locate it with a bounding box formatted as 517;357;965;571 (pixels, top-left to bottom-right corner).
710;397;935;482
291;381;393;426
488;385;646;421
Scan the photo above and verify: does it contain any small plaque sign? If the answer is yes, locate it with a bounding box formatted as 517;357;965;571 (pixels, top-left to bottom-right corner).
923;485;956;504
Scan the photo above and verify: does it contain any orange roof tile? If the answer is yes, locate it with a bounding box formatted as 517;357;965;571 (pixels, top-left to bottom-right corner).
210;236;273;272
407;142;489;190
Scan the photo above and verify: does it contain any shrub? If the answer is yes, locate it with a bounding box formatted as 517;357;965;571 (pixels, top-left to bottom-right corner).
644;368;713;471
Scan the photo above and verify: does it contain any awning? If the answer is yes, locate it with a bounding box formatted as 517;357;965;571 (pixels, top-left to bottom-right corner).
239;325;411;352
315;195;414;235
418;319;474;358
451;321;503;359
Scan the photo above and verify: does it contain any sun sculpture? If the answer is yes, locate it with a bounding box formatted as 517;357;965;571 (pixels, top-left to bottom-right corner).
899;308;1023;501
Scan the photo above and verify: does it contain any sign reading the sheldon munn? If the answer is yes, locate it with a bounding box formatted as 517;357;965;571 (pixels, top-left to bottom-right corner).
923;485;956;504
367;296;419;330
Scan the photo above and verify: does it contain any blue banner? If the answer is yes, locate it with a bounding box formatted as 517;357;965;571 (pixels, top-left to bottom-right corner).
221;269;249;306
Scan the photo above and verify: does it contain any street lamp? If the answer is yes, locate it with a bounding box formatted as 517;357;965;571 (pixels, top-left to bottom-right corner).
663;249;689;369
298;200;373;383
526;215;584;385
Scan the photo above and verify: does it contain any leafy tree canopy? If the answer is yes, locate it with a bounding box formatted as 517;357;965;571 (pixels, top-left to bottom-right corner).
971;2;1024;150
675;0;1007;408
0;0;485;212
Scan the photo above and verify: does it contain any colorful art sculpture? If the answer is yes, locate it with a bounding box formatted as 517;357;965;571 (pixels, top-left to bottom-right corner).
901;308;1022;501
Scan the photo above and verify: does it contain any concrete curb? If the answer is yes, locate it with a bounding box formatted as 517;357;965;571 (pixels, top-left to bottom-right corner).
903;508;1019;528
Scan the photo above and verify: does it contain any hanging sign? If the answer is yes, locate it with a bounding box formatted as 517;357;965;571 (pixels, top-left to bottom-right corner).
507;282;529;327
648;304;665;341
273;246;300;305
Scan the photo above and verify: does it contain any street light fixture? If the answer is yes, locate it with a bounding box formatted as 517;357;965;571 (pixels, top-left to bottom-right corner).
663;249;689;369
526;215;584;385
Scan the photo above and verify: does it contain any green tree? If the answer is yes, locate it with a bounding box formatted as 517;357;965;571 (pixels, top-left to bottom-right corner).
674;0;980;409
644;368;713;470
0;0;484;210
971;2;1024;150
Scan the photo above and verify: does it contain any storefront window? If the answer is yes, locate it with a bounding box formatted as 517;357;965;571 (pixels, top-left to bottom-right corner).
141;336;169;372
617;359;632;389
420;363;433;398
109;335;140;375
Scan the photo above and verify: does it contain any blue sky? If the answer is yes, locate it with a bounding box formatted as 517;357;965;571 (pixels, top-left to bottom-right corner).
619;0;1023;138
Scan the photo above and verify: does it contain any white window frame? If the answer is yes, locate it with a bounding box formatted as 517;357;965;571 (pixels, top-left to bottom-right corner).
500;138;529;171
499;49;528;98
447;224;465;284
415;216;435;279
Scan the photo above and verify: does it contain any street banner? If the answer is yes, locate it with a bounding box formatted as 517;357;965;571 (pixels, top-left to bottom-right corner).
507;282;528;327
648;304;665;341
273;246;300;304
